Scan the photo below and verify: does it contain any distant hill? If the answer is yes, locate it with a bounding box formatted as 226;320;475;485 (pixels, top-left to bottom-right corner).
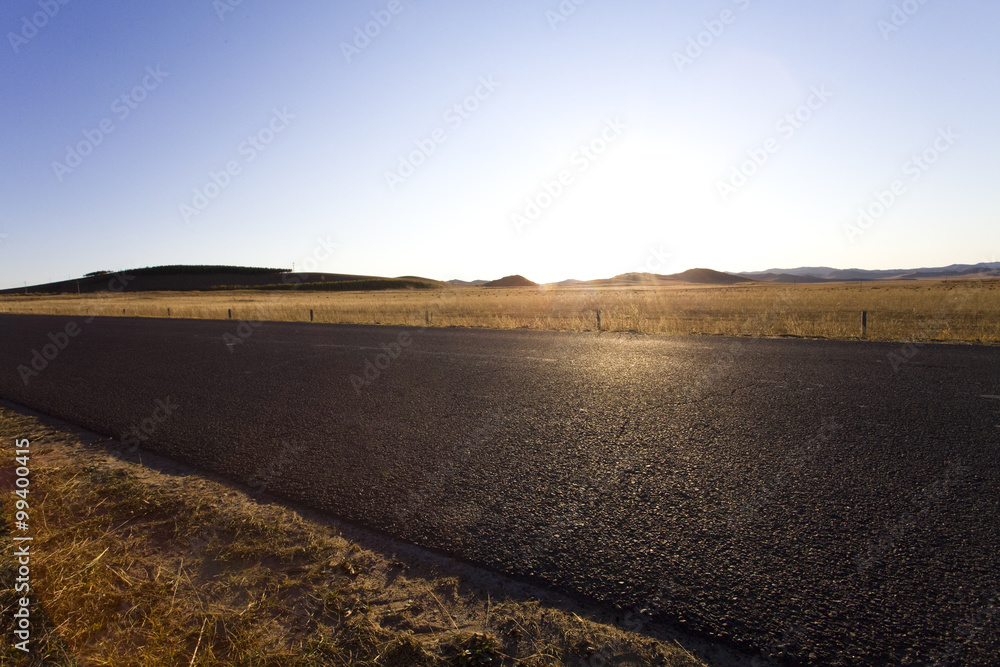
667;268;752;285
484;275;538;288
583;269;749;286
738;272;827;284
607;272;671;284
549;262;1000;287
2;265;443;294
9;261;998;295
740;266;839;278
554;269;751;287
737;262;1000;283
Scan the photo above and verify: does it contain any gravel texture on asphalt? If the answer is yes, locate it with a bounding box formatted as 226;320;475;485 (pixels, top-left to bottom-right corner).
1;314;998;665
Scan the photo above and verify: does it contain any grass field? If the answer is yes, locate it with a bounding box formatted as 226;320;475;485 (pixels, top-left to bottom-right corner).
2;279;999;343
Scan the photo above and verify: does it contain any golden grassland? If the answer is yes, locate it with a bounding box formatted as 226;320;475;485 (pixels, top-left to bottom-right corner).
2;278;999;342
0;407;706;666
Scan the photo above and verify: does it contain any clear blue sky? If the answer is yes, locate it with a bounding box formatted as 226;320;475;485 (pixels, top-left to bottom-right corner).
2;0;998;287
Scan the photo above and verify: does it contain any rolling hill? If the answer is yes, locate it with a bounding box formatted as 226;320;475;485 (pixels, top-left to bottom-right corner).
8;261;998;296
483;275;538;287
738;262;1000;282
2;266;443;294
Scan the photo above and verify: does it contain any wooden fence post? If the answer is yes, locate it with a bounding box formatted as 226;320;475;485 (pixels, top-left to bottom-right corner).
596;309;602;331
861;310;867;338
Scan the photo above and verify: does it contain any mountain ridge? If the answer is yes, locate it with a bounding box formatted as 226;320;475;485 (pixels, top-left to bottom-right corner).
737;262;1000;282
6;262;999;294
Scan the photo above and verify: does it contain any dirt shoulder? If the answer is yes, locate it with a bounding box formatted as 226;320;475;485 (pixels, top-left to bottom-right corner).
0;403;726;666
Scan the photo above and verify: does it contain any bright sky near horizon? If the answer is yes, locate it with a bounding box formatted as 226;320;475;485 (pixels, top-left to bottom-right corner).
2;0;998;288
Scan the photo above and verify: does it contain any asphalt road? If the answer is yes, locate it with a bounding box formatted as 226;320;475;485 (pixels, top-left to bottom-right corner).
1;314;998;665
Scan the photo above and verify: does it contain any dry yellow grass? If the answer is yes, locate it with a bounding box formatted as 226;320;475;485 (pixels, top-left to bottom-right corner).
2;278;999;342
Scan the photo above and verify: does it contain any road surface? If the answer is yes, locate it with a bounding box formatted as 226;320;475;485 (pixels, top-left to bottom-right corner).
1;314;998;664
